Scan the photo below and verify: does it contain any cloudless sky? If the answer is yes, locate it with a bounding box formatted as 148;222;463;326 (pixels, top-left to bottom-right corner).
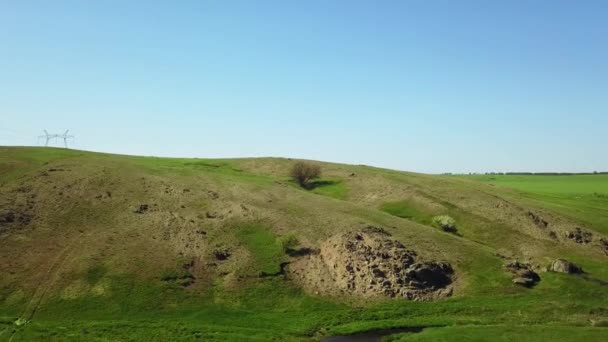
1;0;607;173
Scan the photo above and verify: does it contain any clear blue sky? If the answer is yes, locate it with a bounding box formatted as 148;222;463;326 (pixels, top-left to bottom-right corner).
1;1;607;173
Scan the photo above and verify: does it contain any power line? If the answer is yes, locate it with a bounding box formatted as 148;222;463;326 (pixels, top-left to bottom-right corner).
38;130;75;148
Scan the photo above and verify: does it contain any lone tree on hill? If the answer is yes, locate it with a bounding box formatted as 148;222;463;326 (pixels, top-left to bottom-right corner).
291;161;321;189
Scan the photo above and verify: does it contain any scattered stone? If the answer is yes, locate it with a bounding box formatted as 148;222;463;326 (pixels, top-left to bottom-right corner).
528;211;548;228
550;259;583;274
134;204;149;214
512;277;537;287
205;211;217;219
600;239;608;256
0;211;16;224
565;228;593;244
213;249;231;261
207;190;219;200
505;261;541;287
0;210;32;227
363;225;390;236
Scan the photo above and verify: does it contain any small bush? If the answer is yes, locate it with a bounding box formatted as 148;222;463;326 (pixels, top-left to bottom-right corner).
432;215;457;233
291;161;321;188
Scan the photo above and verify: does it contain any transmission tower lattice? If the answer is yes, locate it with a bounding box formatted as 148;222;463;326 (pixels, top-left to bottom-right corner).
38;130;75;148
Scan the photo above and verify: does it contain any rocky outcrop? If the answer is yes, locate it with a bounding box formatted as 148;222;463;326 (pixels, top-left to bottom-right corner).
550;259;583;274
528;211;548;229
601;239;608;256
505;261;540;287
565;228;593;244
289;227;454;300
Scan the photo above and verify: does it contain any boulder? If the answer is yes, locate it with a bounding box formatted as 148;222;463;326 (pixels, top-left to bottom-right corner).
550;259;583;274
505;261;541;287
512;277;536;287
565;228;593;244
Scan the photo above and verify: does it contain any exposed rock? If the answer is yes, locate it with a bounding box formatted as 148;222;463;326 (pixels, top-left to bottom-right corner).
566;228;593;244
134;204;149;214
528;211;548;228
405;262;453;288
0;211;16;224
213;249;231;261
600;239;608;256
289;227;454;300
512;277;537;287
0;209;33;228
550;259;583;274
505;261;540;287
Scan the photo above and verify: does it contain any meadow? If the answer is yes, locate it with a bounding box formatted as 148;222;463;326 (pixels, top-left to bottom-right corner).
0;147;606;341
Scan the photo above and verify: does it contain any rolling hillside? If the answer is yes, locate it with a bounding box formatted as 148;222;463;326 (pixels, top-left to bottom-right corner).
1;147;607;341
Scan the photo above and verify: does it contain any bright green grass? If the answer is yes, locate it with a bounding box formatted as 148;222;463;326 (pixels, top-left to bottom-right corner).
465;174;608;234
380;201;434;225
468;174;608;195
310;179;349;200
4;275;607;341
236;224;286;275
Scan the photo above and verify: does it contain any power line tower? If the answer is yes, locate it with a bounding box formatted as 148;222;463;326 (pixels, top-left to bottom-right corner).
61;130;75;148
38;130;75;148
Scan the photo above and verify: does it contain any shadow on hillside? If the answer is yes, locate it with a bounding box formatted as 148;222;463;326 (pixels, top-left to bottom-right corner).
306;180;338;190
286;247;317;257
581;274;608;287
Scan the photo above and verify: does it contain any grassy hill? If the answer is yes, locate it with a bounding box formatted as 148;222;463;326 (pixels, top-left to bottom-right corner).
0;147;607;341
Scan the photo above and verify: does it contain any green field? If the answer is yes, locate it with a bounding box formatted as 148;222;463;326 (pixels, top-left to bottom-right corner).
1;147;607;341
465;174;608;235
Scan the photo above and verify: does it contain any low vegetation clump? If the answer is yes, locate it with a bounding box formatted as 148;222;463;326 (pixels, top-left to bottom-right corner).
290;161;321;188
277;234;299;253
432;215;457;233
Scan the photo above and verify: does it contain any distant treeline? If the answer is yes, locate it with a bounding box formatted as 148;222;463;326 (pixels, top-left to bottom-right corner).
445;171;608;176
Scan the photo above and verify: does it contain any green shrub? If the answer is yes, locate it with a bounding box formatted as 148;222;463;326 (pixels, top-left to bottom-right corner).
432;215;457;233
290;161;321;188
